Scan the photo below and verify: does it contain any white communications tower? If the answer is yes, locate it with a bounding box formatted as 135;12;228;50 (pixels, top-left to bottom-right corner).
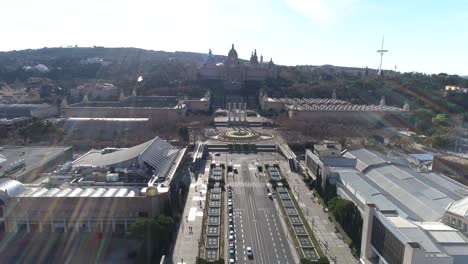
377;36;388;76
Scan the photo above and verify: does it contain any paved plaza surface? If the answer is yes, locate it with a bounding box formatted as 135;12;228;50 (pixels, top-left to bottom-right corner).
172;166;209;264
228;154;298;264
277;162;359;264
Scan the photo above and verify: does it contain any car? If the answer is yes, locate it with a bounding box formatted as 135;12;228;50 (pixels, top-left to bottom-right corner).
229;235;234;242
229;242;235;248
246;247;253;258
229;213;233;218
229;224;234;230
268;192;273;199
230;230;235;236
228;201;233;206
229;248;235;256
229;218;233;224
228;193;232;198
229;258;235;263
214;153;221;156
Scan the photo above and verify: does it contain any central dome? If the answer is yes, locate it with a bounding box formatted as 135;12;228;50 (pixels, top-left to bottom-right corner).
227;44;238;60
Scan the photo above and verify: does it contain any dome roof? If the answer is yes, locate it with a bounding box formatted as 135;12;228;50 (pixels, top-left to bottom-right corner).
0;179;26;200
228;44;238;59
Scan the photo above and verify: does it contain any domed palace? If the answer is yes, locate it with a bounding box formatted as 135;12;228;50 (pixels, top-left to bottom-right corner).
198;44;277;81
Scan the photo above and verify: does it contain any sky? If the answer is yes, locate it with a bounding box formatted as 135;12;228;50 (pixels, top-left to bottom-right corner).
1;0;467;75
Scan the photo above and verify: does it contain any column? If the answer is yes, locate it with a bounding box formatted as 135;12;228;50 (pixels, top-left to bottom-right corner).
233;103;237;122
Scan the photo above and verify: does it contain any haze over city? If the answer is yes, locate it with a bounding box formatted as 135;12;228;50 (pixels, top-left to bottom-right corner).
1;0;467;75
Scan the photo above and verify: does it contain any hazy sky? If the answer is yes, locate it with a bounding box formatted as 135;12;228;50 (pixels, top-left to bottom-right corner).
1;0;467;75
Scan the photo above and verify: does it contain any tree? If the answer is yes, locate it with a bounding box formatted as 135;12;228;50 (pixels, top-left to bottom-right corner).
178;126;190;143
431;134;448;148
128;215;175;263
432;114;451;127
300;258;315;264
413;108;435;123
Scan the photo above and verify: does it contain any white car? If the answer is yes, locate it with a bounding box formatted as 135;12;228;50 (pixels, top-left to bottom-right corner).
246;246;253;258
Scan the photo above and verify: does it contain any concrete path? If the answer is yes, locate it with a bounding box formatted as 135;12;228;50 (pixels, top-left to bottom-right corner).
278;162;359;264
172;166;210;264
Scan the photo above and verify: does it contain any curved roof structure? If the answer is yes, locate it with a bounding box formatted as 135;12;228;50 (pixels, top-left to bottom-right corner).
0;179;26;200
72;137;182;178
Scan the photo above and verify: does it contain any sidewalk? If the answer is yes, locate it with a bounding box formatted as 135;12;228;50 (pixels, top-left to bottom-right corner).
172;165;210;264
278;162;359;264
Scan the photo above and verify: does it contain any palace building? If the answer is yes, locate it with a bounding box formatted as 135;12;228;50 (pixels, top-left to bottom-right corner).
198;44;277;82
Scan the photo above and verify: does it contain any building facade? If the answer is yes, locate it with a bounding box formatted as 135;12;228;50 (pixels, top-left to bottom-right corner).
361;204;468;264
198;44;277;82
0;137;187;234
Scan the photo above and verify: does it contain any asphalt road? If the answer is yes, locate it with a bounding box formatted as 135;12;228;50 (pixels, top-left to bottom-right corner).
229;158;296;264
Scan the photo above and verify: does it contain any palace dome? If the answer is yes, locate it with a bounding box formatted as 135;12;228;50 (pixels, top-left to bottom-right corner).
227;44;238;60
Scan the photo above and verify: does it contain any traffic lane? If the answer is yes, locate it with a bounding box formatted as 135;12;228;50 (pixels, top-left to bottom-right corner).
246;165;273;264
246;163;295;264
232;193;250;262
231;161;295;264
251;184;295;264
232;165;252;263
238;162;268;263
249;184;293;263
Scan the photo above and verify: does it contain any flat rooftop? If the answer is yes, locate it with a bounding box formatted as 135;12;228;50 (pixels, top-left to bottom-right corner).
0;146;71;179
68;96;181;109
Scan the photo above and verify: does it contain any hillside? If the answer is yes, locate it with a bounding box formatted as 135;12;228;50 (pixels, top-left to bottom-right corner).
0;47;467;116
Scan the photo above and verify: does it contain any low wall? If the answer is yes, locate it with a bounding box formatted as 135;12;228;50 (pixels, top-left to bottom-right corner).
289;110;407;127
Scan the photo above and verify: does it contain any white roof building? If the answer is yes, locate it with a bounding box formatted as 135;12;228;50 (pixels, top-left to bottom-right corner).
445;197;468;234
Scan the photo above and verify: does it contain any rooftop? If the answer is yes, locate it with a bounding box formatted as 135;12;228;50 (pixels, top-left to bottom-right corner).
0;146;71;179
333;148;468;221
446;197;468;218
72;137;185;189
378;212;468;260
68;96;181;109
0;179;144;198
269;97;404;112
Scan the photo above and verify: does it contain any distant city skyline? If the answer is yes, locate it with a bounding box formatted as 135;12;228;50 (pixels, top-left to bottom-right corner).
1;0;467;75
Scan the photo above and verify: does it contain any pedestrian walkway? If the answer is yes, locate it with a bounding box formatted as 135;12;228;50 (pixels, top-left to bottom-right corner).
172;165;210;264
278;162;359;264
